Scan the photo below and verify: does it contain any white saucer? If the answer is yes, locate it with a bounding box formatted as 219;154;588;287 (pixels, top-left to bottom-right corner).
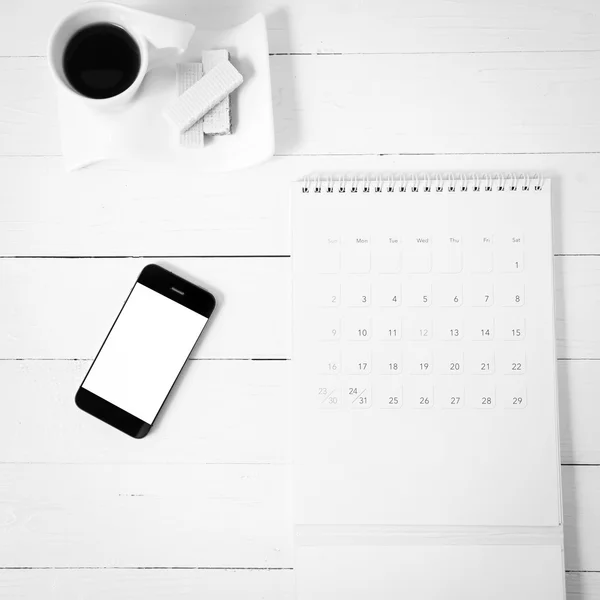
57;14;274;171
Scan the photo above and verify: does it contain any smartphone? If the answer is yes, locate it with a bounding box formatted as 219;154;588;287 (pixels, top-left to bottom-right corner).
75;264;216;438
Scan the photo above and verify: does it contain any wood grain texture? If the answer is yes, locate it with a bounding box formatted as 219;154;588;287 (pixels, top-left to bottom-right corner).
0;358;593;466
0;569;294;600
563;466;600;571
0;464;593;570
2;154;600;257
0;0;598;56
0;360;289;464
555;257;600;359
273;52;600;155
0;155;292;258
1;256;599;360
0;570;595;600
566;573;600;600
0;258;290;360
0;59;58;155
1;53;600;156
559;361;600;465
0;464;290;567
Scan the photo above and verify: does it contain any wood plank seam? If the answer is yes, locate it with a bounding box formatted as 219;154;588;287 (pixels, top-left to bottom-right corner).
0;567;294;570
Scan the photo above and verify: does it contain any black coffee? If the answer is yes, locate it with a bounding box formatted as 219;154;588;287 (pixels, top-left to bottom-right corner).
63;23;141;99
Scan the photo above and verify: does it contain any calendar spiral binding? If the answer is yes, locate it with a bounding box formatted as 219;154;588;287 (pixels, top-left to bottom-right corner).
300;173;545;194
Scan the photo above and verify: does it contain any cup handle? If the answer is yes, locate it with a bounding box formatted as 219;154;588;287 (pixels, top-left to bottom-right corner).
120;7;195;68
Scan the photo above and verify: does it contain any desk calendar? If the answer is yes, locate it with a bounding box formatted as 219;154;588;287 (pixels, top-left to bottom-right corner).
291;174;565;600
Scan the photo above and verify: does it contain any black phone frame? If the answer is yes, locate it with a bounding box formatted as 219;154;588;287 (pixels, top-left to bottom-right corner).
75;264;216;438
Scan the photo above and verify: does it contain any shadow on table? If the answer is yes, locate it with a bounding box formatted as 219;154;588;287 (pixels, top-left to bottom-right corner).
551;173;581;573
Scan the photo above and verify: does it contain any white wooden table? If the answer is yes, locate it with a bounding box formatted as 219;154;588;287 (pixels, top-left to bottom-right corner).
1;1;599;598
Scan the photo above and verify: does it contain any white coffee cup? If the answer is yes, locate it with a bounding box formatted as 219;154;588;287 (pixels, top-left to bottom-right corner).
48;2;195;109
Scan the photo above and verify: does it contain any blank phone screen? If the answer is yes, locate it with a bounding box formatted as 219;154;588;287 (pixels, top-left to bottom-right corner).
82;283;208;424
